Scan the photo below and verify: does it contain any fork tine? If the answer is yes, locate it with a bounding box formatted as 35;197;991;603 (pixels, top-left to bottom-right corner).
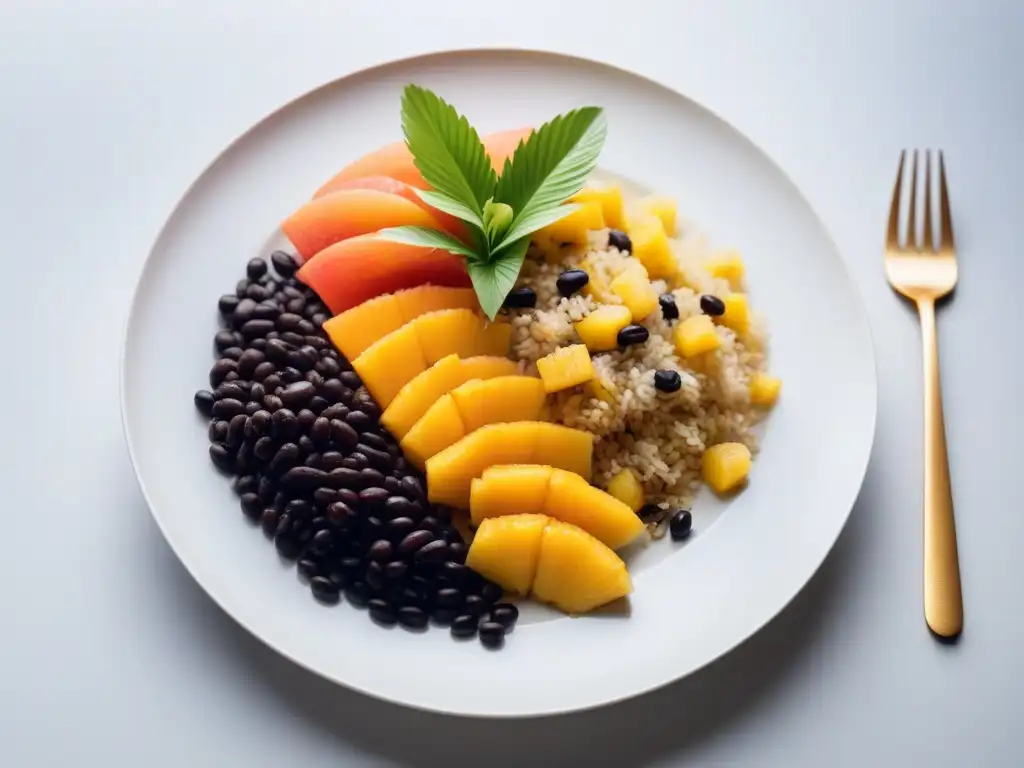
939;151;955;250
887;150;906;247
923;150;934;252
907;150;919;248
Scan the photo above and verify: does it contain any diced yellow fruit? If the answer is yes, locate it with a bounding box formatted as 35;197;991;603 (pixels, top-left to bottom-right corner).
470;464;555;525
352;322;428;407
532;520;632;614
718;293;750;335
465;514;549;596
574;305;632;352
610;262;659;321
629;215;677;280
458;355;520;380
543;469;646;549
580;259;616;303
450;376;548;433
702;442;752;495
606;468;644;512
535;201;606;245
322;293;404;362
426;422;592;508
750;373;782;406
674;315;722;358
401;393;465;469
636;195;678;237
572;186;625;229
531;423;593;483
394;286;478;322
478;321;513;357
586;377;616;406
706;250;746;287
536;344;594;393
412;308;482;364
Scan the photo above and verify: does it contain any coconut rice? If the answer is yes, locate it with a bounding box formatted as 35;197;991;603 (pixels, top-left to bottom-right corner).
504;224;770;513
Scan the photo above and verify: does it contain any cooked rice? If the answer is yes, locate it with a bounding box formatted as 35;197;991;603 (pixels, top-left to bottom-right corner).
506;221;770;509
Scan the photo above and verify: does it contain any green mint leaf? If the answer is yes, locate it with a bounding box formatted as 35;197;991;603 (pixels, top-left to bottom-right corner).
413;188;484;230
375;226;479;260
401;84;497;218
466;237;530;320
493;107;606;246
482;199;514;245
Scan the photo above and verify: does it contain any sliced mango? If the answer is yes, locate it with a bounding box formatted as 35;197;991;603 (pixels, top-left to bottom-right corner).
470;465;555;525
606;468;644;512
574;305;632;352
464;513;549;596
394;285;478;322
381;354;519;440
450;376;548;433
750;373;782;406
400;393;466;469
572;186;625;229
610;261;659;321
543;469;646;549
536;344;594;393
629;215;676;280
535;201;605;245
351;322;428;407
412;309;482;364
702;442;752;495
531;520;632;615
674;314;721;358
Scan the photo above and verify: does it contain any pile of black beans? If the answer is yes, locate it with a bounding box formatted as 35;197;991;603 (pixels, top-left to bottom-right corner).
194;251;516;648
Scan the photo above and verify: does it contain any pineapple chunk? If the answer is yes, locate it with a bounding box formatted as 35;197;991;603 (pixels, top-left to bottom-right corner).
580;257;616;303
674;315;721;358
466;513;549;595
718;293;751;335
629;215;677;279
750;373;782;406
702;442;752;495
574;305;632;352
636;195;678;237
586;377;616;405
572;186;625;229
536;344;594;393
706;249;746;287
532;520;633;615
606;468;644;512
535;201;605;245
610;262;659;321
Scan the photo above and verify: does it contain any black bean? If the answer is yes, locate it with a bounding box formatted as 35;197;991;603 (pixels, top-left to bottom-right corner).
669;509;693;540
285;350;311;372
276;533;302;560
369;599;397;625
329;419;359;451
310;576;340;604
451;614;478;638
480;582;503;605
312;487;337;509
311;529;333;555
248;409;272;439
342;455;366;472
503;286;537;309
441;561;469;583
234;473;258;495
311;313;328;327
305;371;325;391
415;539;448;563
326;467;361;492
309;417;330;447
214;329;239;351
222;371;240;382
260;507;279;536
489;603;519;629
320;451;345;471
263;374;283;391
327;501;356;527
419;516;441;533
607;229;632;253
384;561;408;581
342;582;367;608
246;257;268;280
263;340;289;367
221;346;244;361
240;318;276;339
448;542;468;564
384;518;415;544
318;357;342;378
253;301;280;322
286;298;306;314
654;369;682;393
463;595;487;616
236;348;265;378
435;587;463;609
246;283;270;302
271;408;297;440
479;621;505;648
207;443;233;471
659;293;679;321
617;324;650;347
213;382;246;401
279;381;315;409
211;398;244;418
556;268;589;297
368;539;394;562
321;403;349;422
271;250;297;278
363;516;385;542
250;362;274;382
194;390;215;417
248;383;267;404
226;414;248;448
297;558;319;581
257;476;277;504
357;445;392;472
397;606;428;630
340;371;361;389
243;401;260;416
359;486;389;511
638;503;664;522
218;293;240;317
308;396;329;414
306;335;331;352
700;294;726;317
400;476;424;500
280;366;303;384
327;571;348;590
281;466;328;491
276;312;302;331
269;442;300;474
399;530;434;556
209;359;238;388
232;297;257;326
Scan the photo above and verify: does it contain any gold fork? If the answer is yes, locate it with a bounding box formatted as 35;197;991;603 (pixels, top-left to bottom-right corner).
885;150;962;638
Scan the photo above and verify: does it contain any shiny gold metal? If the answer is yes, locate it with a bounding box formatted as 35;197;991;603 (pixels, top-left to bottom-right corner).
884;150;962;638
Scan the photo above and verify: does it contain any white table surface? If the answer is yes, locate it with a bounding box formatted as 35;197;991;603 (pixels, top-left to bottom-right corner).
2;0;1022;765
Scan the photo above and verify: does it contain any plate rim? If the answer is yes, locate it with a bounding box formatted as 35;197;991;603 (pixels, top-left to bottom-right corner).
119;46;879;718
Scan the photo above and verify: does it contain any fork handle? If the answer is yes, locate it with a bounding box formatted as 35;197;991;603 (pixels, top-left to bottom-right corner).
919;299;963;638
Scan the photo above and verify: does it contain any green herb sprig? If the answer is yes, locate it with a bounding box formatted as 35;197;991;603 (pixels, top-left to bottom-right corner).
377;84;607;319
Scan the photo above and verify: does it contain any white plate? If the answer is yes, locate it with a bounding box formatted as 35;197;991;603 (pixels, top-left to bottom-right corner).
121;50;876;717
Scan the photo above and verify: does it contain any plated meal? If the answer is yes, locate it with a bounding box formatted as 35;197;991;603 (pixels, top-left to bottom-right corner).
192;84;780;650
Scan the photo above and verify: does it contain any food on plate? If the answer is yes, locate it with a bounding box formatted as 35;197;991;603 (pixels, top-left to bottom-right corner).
194;82;780;649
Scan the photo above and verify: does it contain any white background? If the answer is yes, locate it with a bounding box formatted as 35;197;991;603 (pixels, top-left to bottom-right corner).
1;0;1022;765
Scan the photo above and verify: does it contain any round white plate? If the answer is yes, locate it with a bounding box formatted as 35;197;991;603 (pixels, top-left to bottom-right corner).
121;50;876;717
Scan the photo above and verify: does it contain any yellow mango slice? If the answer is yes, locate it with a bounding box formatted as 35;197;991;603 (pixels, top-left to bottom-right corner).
535;201;605;245
393;285;478;322
536;344;594;393
351;322;428;407
459;355;520;380
322;293;404;362
610;261;659;321
702;442;752;495
400;393;465;469
543;469;646;549
718;293;751;335
629;215;676;279
531;423;593;483
465;514;549;596
572;186;625;229
674;314;721;358
450;376;547;433
412;308;484;364
531;520;632;614
574;305;632;352
470;464;555;525
606;468;644;512
750;373;782;406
